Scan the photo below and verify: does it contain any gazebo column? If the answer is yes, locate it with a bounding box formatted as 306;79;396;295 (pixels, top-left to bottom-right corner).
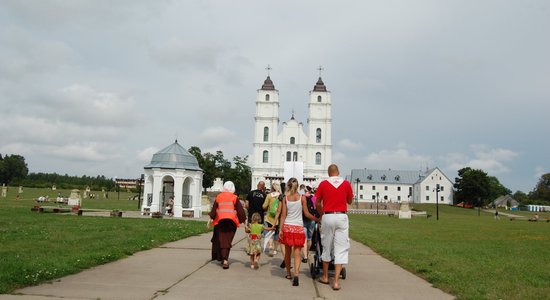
173;174;184;218
150;172;163;213
141;173;153;213
192;174;202;218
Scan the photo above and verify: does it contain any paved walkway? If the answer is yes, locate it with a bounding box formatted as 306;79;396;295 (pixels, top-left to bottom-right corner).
1;229;453;300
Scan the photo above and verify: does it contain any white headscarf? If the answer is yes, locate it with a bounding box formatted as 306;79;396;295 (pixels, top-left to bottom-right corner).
223;181;235;193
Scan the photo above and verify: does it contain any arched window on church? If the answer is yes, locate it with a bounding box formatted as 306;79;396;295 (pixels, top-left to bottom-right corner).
263;150;269;163
317;95;322;102
265;94;270;101
286;151;291;162
316;128;322;143
293;152;298;161
315;152;321;165
263;127;269;142
290;137;295;144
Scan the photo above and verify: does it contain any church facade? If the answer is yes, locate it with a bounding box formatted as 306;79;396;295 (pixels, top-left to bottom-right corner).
251;75;332;188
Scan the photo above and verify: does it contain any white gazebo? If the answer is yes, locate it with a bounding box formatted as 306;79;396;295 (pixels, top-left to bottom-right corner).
141;140;203;218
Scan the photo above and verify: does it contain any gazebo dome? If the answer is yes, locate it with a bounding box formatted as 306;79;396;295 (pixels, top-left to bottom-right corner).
144;140;202;171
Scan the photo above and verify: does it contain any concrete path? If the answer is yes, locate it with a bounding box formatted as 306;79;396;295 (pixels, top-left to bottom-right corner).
2;229;453;300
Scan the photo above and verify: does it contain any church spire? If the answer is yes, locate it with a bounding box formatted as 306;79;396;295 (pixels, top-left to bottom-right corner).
313;65;327;91
313;77;327;92
261;65;275;90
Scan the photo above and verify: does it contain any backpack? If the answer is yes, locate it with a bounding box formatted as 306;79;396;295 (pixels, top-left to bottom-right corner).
269;196;279;217
304;195;319;219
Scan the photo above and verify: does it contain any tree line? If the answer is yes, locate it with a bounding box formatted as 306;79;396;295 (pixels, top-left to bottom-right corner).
453;167;550;206
0;154;116;190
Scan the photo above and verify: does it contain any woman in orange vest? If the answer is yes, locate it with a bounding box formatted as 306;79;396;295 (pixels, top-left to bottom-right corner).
207;181;246;269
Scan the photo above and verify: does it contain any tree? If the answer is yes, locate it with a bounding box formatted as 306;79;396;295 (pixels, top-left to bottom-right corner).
188;147;251;195
454;167;490;206
226;155;251;196
0;154;28;184
487;176;512;201
513;190;528;204
530;173;550;203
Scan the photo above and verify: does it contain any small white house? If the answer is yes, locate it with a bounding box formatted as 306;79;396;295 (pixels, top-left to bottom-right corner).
141;140;203;218
349;168;454;205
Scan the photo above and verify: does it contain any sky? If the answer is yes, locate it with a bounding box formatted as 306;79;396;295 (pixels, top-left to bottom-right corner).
0;0;548;193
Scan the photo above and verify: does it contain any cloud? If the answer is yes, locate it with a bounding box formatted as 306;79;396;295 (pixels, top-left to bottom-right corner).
136;147;159;162
0;26;76;81
363;148;432;170
199;126;236;147
149;39;223;71
53;84;137;126
47;143;122;162
338;139;363;151
443;145;518;175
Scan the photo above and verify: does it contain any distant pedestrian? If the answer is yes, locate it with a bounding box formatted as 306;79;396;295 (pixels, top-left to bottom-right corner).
207;181;246;269
246;181;266;225
494;210;500;220
315;164;354;291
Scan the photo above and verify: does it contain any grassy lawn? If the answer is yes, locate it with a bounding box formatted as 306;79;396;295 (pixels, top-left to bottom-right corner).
349;205;550;300
0;188;209;294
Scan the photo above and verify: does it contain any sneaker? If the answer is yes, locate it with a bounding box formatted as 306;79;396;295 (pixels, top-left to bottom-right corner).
301;258;308;263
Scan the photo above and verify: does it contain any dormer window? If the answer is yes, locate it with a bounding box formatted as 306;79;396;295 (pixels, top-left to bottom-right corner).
381;175;386;181
395;175;400;181
317;95;322;102
265;94;270;101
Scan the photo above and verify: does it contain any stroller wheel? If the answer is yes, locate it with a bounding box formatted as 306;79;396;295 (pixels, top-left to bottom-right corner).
341;267;346;279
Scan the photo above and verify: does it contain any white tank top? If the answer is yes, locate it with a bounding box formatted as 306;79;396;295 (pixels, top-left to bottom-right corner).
284;196;303;227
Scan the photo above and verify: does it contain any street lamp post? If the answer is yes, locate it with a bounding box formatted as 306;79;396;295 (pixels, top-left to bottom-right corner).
137;174;144;210
435;184;440;220
355;178;360;209
376;192;379;215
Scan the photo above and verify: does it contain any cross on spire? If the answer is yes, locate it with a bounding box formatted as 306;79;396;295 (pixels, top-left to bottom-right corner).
266;64;272;76
291;109;295;120
317;65;324;77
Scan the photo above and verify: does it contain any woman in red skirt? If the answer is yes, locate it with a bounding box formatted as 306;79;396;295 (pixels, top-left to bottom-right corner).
279;177;320;286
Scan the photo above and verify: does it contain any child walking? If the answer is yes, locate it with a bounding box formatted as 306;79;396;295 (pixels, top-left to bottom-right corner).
245;212;263;269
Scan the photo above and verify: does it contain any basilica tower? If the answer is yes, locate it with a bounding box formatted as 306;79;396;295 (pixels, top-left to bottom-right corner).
251;72;333;189
306;77;332;179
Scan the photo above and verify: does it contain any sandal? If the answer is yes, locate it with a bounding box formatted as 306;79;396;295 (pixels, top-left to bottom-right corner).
332;284;341;291
318;278;329;285
285;274;292;280
292;276;299;286
222;262;229;269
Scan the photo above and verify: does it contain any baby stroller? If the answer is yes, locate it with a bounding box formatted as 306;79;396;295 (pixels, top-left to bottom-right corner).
309;222;346;279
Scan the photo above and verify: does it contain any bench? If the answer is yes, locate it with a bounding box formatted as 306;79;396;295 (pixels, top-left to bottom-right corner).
76;209;123;217
31;206;71;213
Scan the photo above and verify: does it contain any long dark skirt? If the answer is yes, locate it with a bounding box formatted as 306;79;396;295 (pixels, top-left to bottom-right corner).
211;219;237;262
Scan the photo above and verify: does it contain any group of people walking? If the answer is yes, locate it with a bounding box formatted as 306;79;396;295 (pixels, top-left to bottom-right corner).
207;164;354;290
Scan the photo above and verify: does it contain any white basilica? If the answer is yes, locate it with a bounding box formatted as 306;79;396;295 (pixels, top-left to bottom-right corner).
251;75;332;188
